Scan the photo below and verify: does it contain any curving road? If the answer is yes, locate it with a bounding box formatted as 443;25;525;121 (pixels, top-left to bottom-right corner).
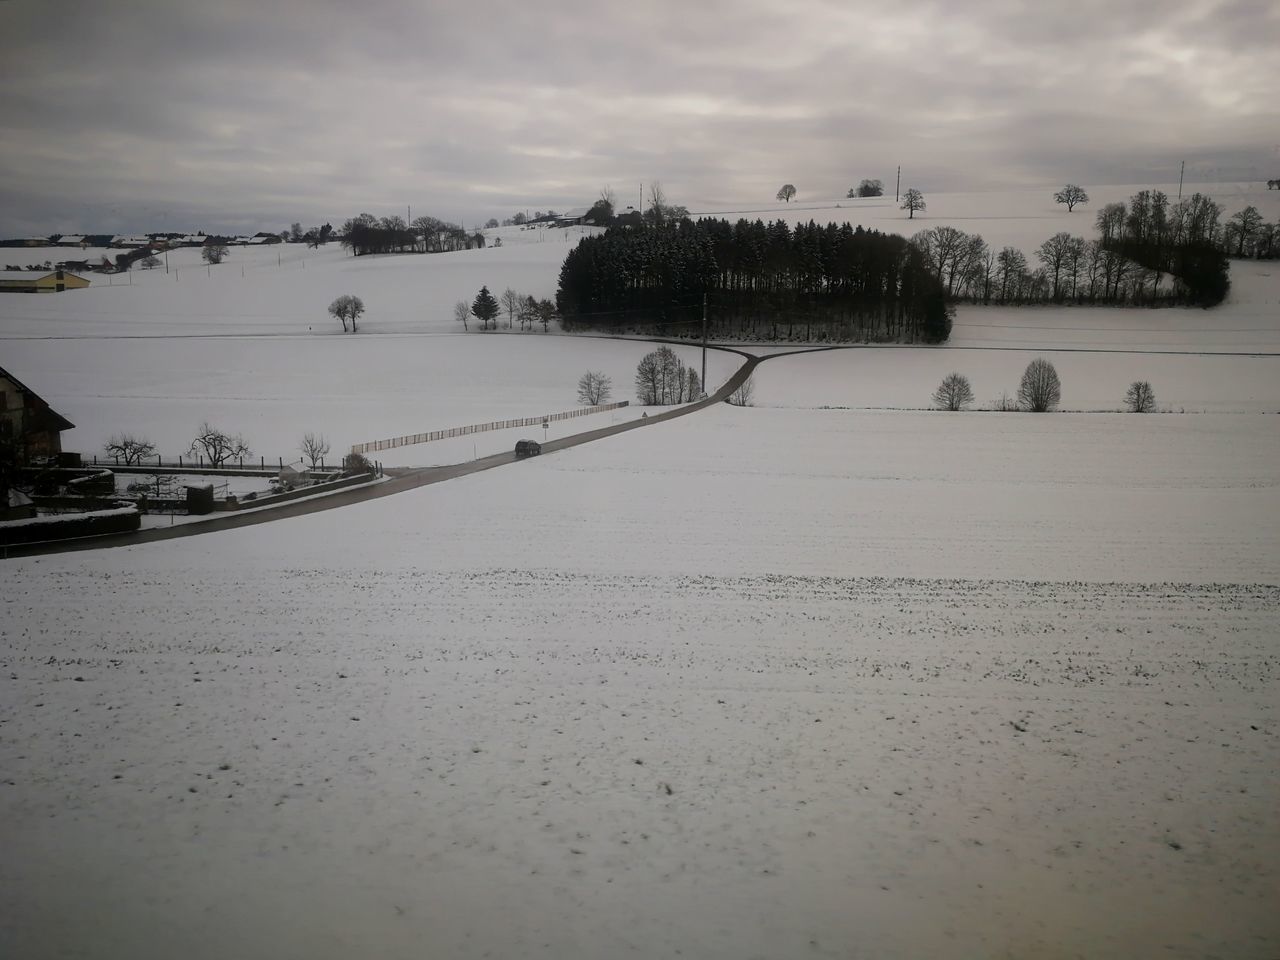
3;344;765;558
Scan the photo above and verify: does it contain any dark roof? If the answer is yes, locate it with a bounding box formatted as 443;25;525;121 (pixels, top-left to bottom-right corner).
0;365;75;432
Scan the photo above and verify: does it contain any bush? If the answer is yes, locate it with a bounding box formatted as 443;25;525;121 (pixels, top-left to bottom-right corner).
1018;358;1061;412
343;451;375;476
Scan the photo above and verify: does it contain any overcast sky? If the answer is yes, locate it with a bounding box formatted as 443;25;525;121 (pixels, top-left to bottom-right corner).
1;0;1276;236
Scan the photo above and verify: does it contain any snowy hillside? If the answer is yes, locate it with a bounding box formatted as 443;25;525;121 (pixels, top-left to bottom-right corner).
2;184;1279;960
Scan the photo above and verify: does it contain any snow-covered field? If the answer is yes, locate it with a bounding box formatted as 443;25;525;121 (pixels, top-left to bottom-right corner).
2;332;740;466
2;185;1279;959
3;407;1278;959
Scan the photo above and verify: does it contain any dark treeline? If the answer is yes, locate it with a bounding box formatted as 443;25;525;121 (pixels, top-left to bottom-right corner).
340;213;475;256
557;218;952;343
916;190;1267;309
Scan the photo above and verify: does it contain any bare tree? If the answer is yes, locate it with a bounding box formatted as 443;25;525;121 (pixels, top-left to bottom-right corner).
454;300;470;331
932;373;975;411
1125;381;1156;413
501;288;520;329
1054;184;1090;212
299;432;330;468
776;184;797;203
849;178;884;198
1226;206;1264;257
103;433;156;465
1018;358;1062;412
646;181;668;225
577;370;612;405
900;188;926;219
202;243;229;265
189;422;251;467
139;255;161;270
728;376;755;407
328;294;365;333
1036;232;1079;301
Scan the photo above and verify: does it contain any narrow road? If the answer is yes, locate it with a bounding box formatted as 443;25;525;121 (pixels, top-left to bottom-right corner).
4;348;762;558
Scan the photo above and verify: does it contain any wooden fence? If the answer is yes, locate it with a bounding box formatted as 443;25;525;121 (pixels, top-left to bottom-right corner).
351;401;630;454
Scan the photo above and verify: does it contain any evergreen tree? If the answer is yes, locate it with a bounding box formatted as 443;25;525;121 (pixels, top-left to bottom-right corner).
471;286;500;330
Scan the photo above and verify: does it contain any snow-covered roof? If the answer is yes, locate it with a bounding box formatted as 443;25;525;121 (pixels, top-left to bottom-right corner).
247;236;273;244
559;207;591;219
179;235;207;244
57;235;85;245
112;236;153;247
0;270;58;281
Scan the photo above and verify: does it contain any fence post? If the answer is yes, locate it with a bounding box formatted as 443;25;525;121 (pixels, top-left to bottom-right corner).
261;456;264;469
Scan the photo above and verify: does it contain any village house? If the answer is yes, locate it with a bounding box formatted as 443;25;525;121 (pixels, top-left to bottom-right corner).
0;365;76;465
0;269;91;293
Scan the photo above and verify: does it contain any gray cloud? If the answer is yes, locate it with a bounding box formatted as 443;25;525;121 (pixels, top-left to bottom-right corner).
0;0;1276;235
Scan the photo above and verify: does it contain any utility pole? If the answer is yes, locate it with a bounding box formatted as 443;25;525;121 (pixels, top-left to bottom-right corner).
895;165;901;202
701;293;708;395
1178;160;1185;200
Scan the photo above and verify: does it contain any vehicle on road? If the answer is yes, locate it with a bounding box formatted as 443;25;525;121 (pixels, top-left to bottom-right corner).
514;439;542;458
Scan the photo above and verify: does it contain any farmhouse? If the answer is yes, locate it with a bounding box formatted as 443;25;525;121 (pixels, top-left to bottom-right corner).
0;269;91;293
56;235;87;247
556;207;590;227
0;365;76;464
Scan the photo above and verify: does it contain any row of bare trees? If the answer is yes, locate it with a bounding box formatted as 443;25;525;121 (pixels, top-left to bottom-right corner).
634;346;702;405
340;213;473;256
933;365;1156;412
105;427;344;470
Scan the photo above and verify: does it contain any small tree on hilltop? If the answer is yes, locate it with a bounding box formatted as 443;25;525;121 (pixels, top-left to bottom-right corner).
472;285;500;330
900;188;926;219
103;433;156;465
1054;184;1090;212
328;294;365;333
856;178;884;197
1125;381;1156;413
577;370;613;405
299;432;330;468
1018;358;1061;412
189;422;251;467
932;372;975;411
454;300;470;332
202;243;229;265
776;184;797;203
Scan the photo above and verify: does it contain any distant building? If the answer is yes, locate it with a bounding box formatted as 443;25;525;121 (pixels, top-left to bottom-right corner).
56;235;87;247
0;365;76;465
0;269;91;293
555;207;590;227
111;236;153;248
614;207;642;228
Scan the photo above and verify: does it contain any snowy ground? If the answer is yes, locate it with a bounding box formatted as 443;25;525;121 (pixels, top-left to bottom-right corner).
2;185;1279;959
2;406;1277;959
688;181;1280;257
2;333;740;466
